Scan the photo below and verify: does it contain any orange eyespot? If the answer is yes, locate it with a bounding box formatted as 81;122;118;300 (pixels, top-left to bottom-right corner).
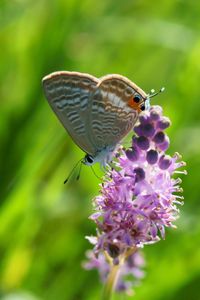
128;95;142;112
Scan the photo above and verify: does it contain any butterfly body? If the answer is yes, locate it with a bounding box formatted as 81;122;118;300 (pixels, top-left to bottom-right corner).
83;145;117;168
42;71;149;166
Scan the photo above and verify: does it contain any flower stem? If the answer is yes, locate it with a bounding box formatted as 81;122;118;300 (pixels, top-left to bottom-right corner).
101;262;121;300
101;248;137;300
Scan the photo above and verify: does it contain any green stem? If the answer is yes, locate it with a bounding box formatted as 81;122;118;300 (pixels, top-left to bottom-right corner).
101;247;137;300
101;262;121;300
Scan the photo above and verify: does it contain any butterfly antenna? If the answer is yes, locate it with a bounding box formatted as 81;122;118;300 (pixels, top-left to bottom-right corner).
90;166;102;180
76;161;83;181
64;158;83;184
149;87;165;98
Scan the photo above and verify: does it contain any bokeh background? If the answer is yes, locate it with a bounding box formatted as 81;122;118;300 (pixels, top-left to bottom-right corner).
0;1;199;299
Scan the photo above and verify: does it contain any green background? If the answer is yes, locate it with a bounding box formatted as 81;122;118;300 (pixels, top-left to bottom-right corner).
0;1;199;299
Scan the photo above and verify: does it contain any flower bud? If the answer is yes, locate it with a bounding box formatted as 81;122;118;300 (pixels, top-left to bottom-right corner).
134;125;143;136
142;123;155;137
150;106;162;121
157;136;170;151
146;149;158;164
157;117;171;130
158;155;172;170
136;136;150;150
153;131;165;144
126;147;139;161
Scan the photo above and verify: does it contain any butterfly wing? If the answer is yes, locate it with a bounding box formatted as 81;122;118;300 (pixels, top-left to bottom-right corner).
42;71;99;156
89;74;147;149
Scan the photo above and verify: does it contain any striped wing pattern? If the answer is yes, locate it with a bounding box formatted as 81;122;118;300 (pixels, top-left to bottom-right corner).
42;72;99;156
42;71;147;158
90;75;145;148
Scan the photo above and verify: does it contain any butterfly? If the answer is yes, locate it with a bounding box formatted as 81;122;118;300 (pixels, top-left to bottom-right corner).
42;71;153;168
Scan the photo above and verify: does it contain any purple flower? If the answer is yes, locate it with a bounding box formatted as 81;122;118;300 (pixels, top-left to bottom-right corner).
84;106;186;294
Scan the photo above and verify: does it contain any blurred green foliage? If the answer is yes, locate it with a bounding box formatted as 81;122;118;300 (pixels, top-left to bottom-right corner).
0;0;200;299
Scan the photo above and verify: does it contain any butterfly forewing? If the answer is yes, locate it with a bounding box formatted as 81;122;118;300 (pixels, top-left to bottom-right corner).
42;72;99;155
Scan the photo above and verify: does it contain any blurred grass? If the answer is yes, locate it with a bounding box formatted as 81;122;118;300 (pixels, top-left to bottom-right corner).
0;0;200;299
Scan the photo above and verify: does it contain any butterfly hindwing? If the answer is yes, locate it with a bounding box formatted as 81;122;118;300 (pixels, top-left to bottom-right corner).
89;75;146;148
